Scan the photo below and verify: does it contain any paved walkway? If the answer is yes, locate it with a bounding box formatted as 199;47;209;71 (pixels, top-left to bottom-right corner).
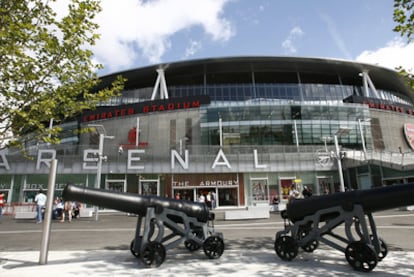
1;248;414;276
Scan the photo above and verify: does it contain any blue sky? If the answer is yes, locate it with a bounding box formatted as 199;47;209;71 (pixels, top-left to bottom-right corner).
56;0;414;76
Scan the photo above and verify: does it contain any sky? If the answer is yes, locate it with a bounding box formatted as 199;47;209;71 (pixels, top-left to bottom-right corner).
57;0;414;76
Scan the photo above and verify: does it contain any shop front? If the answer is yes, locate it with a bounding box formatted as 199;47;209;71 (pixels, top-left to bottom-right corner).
166;173;244;208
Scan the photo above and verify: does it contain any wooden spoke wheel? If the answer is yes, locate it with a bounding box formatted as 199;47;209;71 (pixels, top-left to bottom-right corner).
345;241;377;272
301;239;319;253
203;235;225;259
274;235;298;261
185;239;201;251
130;239;140;258
141;242;166;267
370;235;388;261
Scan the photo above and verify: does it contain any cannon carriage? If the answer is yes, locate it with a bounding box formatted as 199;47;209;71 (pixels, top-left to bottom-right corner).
275;183;414;272
63;184;224;267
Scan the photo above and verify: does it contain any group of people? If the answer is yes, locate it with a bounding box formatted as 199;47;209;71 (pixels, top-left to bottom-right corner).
34;189;82;224
287;184;313;203
174;191;217;209
198;191;216;209
53;197;82;223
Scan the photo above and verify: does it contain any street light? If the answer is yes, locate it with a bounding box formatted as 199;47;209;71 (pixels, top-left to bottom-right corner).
334;127;351;192
88;124;114;221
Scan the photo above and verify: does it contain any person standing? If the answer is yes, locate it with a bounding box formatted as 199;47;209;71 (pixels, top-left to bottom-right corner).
0;192;5;223
34;189;47;224
210;191;216;209
60;201;72;223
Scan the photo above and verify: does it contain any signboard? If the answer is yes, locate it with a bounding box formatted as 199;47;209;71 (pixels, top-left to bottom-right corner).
81;95;210;123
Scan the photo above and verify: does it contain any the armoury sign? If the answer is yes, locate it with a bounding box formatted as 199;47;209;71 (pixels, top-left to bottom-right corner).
81;95;210;122
172;180;239;188
404;123;414;149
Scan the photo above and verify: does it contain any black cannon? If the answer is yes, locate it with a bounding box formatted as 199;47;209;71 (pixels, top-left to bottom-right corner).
63;184;224;267
275;183;414;272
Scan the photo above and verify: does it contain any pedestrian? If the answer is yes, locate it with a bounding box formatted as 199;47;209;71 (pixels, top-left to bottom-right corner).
60;201;72;223
34;189;47;224
302;186;312;198
198;193;205;203
211;191;216;209
0;192;5;223
55;197;64;220
288;184;300;203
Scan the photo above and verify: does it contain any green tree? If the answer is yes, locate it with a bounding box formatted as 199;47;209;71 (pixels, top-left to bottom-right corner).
0;0;124;147
393;0;414;42
393;0;414;91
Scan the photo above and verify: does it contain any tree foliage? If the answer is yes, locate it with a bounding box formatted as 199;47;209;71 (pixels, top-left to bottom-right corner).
0;0;125;147
393;0;414;92
393;0;414;42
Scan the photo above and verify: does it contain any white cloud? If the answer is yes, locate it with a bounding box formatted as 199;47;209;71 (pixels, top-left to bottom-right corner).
184;40;202;58
93;0;234;72
356;38;414;72
282;26;304;54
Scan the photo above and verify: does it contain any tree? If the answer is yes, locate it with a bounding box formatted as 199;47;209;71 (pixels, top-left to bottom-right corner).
393;0;414;91
393;0;414;42
0;0;124;148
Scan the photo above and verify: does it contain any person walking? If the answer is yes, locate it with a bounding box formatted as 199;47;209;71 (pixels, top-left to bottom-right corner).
34;189;47;224
0;192;5;223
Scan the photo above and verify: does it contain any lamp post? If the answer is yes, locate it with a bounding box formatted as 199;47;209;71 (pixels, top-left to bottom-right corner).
334;127;351;192
88;124;114;221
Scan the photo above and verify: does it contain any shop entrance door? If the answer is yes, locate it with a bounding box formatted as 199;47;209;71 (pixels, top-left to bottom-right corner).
317;176;334;195
250;178;269;206
279;177;296;201
139;179;159;196
105;179;126;192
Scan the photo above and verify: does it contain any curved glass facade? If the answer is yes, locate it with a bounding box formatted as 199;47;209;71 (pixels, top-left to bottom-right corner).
105;83;412;107
2;57;414;212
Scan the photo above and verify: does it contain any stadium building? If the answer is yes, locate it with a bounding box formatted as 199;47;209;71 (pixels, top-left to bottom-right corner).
2;56;414;212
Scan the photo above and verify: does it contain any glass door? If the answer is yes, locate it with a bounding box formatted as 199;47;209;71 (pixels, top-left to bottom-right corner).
105;179;126;192
317;176;334;195
250;178;269;206
139;179;159;196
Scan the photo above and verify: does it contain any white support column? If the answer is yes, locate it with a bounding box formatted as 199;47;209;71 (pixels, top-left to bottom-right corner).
361;71;379;99
151;68;169;100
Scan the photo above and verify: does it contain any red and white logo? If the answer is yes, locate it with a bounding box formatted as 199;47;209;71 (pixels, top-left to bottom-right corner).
403;123;414;149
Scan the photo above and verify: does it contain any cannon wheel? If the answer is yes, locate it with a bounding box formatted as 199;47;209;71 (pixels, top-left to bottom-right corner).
274;235;298;261
130;239;140;258
345;241;377;272
369;235;388;261
203;235;224;259
302;239;319;253
297;224;318;252
141;242;166;267
185;228;203;251
185;239;201;251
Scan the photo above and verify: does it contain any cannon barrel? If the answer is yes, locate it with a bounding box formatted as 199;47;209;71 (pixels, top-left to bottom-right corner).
62;184;210;222
287;183;414;222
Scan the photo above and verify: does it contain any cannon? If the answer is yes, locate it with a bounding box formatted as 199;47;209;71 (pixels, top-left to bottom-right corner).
62;184;224;267
275;183;414;272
